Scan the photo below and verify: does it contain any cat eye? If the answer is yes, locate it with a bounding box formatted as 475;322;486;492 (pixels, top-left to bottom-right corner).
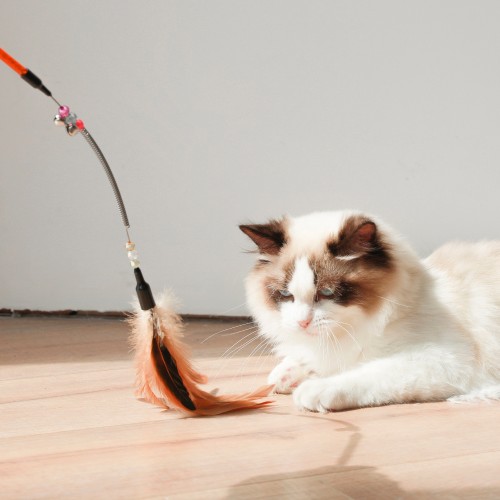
316;282;355;305
270;288;294;303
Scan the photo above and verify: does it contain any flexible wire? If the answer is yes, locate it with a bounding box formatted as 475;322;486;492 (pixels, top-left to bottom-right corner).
80;128;131;230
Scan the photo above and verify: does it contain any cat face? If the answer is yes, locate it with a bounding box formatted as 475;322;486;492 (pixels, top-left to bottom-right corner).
240;211;398;341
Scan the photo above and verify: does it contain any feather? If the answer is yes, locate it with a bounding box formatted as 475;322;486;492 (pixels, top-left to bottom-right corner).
129;291;273;416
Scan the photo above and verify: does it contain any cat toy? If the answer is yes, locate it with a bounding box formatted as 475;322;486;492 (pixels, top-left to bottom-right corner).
0;48;272;416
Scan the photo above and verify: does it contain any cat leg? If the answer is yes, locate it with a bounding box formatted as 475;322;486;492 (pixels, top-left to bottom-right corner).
268;357;315;394
293;351;471;412
448;385;500;403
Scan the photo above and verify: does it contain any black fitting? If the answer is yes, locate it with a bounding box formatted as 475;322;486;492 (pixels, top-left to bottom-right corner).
134;268;156;311
21;69;52;97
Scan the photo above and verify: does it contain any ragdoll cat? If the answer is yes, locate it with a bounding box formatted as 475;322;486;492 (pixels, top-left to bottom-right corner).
239;210;500;412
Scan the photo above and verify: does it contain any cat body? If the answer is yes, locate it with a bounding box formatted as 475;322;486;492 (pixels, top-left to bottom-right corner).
240;211;500;412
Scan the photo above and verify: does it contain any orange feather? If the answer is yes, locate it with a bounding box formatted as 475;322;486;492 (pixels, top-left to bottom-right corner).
129;292;273;416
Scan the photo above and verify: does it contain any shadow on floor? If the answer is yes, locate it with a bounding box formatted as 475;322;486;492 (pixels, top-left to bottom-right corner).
224;465;500;499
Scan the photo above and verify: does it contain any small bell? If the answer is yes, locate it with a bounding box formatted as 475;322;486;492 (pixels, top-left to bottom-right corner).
54;114;65;127
66;124;79;136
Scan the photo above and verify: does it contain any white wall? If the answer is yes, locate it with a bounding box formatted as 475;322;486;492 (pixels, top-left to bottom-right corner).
1;1;499;315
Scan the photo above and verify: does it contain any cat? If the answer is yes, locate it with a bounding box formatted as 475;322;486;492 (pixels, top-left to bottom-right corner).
239;210;500;412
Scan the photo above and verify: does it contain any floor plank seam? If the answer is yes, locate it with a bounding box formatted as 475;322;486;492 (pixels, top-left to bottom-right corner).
0;366;134;382
0;386;134;405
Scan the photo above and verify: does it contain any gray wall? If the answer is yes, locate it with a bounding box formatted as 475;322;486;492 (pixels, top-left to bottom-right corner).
1;1;499;314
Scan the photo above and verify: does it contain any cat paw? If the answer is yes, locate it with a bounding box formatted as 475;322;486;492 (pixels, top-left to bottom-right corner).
293;378;354;412
268;359;314;394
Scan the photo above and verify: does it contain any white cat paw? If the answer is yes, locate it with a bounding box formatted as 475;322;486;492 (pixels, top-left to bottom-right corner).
293;378;354;412
268;359;314;394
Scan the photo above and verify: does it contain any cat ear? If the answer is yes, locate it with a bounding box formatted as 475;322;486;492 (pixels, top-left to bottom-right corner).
329;217;378;257
239;220;286;256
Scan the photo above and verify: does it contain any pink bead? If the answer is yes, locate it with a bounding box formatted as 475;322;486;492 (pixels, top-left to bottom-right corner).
58;105;70;119
76;119;85;130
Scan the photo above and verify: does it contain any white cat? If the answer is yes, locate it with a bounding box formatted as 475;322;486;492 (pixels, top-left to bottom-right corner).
240;210;500;412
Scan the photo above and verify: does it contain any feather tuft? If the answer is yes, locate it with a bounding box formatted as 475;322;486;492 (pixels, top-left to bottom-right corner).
128;291;273;416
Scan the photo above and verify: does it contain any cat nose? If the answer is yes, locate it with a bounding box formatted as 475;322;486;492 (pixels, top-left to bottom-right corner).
298;318;312;329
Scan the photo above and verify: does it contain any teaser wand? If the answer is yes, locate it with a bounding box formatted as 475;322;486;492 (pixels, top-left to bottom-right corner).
1;48;272;416
0;47;197;411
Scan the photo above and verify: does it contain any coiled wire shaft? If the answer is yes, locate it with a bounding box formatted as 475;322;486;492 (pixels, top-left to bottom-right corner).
80;127;130;230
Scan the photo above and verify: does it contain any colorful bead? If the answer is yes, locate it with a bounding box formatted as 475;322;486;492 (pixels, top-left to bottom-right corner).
126;241;140;267
58;105;70;119
76;119;85;130
65;112;77;125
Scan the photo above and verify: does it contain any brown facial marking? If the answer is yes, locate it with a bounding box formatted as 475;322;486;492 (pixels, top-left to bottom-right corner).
313;227;396;313
260;258;297;309
327;215;392;269
263;278;290;309
239;219;286;256
314;257;361;307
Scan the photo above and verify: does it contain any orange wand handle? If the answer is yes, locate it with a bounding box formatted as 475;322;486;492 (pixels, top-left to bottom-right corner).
0;47;53;97
0;48;27;75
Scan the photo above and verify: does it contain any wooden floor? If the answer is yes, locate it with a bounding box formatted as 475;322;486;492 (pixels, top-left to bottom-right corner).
1;316;499;499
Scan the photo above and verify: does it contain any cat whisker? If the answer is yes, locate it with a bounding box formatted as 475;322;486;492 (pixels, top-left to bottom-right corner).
213;333;261;379
201;321;257;344
235;327;277;387
324;326;343;373
377;295;412;308
320;319;366;360
330;320;366;360
217;302;248;315
218;329;260;360
317;318;354;329
317;322;332;367
241;336;271;361
232;337;272;384
222;334;263;362
318;323;331;373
